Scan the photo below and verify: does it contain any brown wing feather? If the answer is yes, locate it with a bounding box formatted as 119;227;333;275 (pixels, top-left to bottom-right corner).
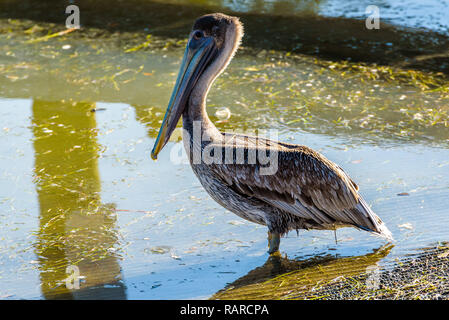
208;133;390;237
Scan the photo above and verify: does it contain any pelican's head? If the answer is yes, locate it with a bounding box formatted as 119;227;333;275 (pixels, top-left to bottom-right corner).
151;13;243;160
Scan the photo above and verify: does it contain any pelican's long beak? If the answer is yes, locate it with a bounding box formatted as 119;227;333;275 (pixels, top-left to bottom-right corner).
151;36;217;160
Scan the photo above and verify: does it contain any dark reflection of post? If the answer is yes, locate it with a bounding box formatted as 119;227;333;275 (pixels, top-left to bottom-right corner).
32;100;126;299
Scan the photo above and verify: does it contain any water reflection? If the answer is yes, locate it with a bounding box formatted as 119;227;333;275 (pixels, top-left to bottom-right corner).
212;244;393;299
31;100;126;299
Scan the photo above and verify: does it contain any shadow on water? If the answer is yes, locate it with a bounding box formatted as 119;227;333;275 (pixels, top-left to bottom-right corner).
32;100;126;299
212;244;393;299
1;0;449;75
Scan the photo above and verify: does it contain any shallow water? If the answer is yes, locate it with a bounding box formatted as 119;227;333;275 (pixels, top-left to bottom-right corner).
0;1;449;300
1;96;448;299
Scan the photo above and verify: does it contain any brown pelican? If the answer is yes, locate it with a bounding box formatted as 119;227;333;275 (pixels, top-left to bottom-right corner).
151;13;392;254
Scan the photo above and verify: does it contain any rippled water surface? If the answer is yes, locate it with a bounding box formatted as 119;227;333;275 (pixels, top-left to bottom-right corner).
0;0;448;300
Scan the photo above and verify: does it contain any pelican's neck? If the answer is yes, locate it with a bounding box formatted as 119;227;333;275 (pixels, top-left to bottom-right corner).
182;87;218;142
183;86;213;127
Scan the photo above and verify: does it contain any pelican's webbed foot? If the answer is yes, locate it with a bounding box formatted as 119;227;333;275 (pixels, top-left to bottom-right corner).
267;232;280;255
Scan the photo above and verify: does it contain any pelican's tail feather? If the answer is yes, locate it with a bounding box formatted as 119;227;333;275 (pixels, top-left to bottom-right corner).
357;197;394;241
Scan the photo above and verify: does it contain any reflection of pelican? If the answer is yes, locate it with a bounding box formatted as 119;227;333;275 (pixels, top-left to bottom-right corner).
212;245;393;299
151;13;392;254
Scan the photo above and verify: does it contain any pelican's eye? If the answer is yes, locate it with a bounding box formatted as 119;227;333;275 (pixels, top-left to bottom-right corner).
193;30;203;40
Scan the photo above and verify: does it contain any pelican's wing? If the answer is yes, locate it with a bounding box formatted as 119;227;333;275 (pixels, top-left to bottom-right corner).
209;135;392;239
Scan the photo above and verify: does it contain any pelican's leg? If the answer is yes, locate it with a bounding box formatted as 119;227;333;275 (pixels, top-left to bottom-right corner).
267;231;280;254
